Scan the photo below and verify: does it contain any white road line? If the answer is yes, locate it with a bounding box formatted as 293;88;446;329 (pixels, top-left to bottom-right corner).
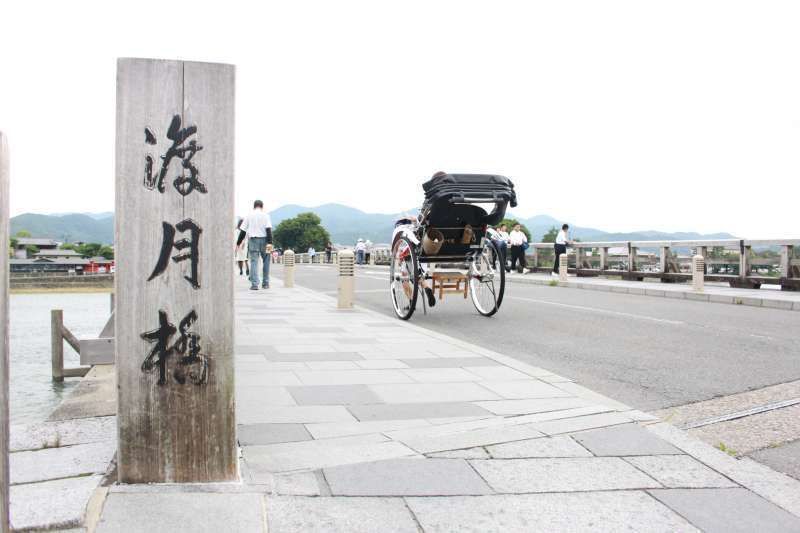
507;295;685;325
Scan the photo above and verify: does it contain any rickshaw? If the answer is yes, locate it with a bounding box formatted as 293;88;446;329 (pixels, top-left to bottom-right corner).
390;173;517;320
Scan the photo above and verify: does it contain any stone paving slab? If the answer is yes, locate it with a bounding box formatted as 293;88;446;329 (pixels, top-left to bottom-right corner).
237;423;312;445
266;496;419;533
531;412;635;435
10;475;104;531
10;439;115;484
401;357;502;368
305;419;433;439
649;488;800;533
96;493;266;533
475;396;593;415
479;379;573;399
396;423;544;454
486;435;593;458
237;405;357;425
573;422;682;456
470;457;662;493
288;384;383;405
10;415;117;452
264;351;365;362
324;458;492;496
243;434;418;474
347;401;494;421
406;492;698;532
369;382;502;403
626;455;738;488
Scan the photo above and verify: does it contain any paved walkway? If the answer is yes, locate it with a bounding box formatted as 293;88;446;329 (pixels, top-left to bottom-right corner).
508;272;800;311
90;280;800;532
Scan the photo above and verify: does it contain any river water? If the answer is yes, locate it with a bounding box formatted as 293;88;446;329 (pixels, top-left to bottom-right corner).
9;292;110;424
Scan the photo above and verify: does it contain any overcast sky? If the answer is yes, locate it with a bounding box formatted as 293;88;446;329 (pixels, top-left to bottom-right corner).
1;1;799;237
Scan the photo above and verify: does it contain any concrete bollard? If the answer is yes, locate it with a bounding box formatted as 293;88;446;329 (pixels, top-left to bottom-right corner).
559;253;568;282
692;254;705;291
338;250;355;309
284;250;295;288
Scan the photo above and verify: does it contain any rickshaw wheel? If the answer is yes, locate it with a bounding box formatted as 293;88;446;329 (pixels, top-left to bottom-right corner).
390;236;420;320
469;239;505;317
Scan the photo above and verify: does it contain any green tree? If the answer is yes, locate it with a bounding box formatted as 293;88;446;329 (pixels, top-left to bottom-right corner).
15;230;31;238
542;226;558;243
498;218;531;241
99;246;115;260
25;245;39;258
60;243;76;250
9;237;17;258
76;243;103;258
273;212;331;252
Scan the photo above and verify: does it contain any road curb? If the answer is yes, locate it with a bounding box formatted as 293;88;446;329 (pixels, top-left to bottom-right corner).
504;275;800;312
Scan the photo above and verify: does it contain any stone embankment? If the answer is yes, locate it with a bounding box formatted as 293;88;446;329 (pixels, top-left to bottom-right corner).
10;274;113;292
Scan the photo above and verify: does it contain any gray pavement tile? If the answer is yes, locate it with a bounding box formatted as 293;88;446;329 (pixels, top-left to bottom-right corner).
428;447;490;459
236;386;297;407
238;423;312;445
626;455;738;488
236;371;302;387
649;488;800;533
487;435;593;458
397;423;544;454
10;475;104;531
334;337;378;344
96;493;265;533
364;322;404;327
406;492;697;532
401;357;501;368
236;345;276;354
237;405;357;425
463;366;534;380
294;326;346;333
10;416;117;452
533;412;635;435
470;457;662;493
245;471;322;495
10;440;115;484
646;422;800;518
306;419;432;439
324;457;492;496
476;397;592;415
751;439;800;480
401;368;482;383
242;318;289;324
479;379;573;399
288;385;383;405
243;434;418;473
296;369;413;386
264;351;365;362
348;402;493;421
369;382;501;403
355;359;410;369
266;496;418;533
573;423;681;456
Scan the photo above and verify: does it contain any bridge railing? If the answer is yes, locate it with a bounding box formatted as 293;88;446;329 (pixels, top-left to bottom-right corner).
528;239;800;290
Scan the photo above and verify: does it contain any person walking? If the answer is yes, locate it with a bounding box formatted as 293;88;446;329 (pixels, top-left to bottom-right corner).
308;246;316;263
552;223;571;276
325;242;333;264
508;223;529;274
234;218;250;277
237;200;273;290
355;239;366;265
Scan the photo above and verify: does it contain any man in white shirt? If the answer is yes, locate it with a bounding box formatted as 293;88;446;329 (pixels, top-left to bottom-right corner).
553;223;571;276
508;224;529;273
354;239;367;265
237;200;273;290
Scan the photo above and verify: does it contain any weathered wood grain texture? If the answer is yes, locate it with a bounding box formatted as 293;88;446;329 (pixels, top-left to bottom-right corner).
50;310;64;382
1;132;10;532
115;58;236;483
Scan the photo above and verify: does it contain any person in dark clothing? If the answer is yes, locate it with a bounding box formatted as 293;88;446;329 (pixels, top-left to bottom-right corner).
552;223;570;276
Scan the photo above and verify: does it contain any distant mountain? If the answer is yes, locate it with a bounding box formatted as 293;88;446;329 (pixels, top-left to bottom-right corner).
271;203;408;245
8;207;738;248
10;213;114;244
49;211;114;220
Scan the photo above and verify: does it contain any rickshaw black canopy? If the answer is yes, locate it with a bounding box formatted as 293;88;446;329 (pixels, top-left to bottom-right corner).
421;173;517;227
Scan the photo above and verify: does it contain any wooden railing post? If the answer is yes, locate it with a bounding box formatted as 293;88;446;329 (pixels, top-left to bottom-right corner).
627;243;637;275
1;131;11;533
659;246;669;274
599;247;607;272
51;309;64;382
115;58;236;483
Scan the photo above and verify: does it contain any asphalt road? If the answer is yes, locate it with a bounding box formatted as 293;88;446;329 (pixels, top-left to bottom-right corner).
270;263;800;412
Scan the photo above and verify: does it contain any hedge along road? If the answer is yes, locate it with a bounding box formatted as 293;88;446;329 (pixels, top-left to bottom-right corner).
267;263;800;413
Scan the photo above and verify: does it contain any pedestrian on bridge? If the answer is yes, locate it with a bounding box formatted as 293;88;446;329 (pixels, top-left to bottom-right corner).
509;224;529;274
237;199;273;290
234;217;250;277
552;223;571;276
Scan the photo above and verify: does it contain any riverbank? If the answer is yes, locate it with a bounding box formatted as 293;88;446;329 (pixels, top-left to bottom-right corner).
10;274;113;292
11;286;112;295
